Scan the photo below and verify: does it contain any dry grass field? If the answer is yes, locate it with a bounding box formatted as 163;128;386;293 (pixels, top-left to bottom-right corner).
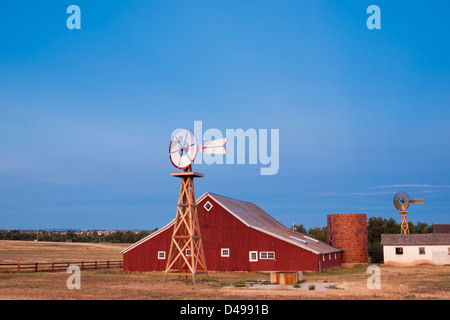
0;240;448;300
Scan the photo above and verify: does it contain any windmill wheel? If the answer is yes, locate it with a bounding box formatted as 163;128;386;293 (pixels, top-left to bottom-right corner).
393;191;410;211
169;128;198;169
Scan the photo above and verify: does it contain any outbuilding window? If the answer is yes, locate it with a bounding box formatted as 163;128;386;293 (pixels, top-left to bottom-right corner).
395;247;403;255
419;247;425;255
158;251;166;259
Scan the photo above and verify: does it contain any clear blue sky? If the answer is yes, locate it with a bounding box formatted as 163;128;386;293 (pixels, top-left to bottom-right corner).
0;1;449;230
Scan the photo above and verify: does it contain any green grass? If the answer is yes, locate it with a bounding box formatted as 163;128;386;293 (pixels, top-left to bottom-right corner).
232;281;247;287
327;285;343;290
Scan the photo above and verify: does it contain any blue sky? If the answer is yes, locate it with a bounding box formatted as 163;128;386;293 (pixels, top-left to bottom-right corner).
0;1;449;230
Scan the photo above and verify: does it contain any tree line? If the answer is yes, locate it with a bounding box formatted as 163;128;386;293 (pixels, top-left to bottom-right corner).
0;229;156;243
293;217;434;263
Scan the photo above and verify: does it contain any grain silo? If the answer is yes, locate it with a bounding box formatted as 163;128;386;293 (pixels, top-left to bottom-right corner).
327;213;368;264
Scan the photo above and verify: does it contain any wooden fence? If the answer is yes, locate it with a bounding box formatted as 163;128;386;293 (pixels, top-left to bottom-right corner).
0;260;123;273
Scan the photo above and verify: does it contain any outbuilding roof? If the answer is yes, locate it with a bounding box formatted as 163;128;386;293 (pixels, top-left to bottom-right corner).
381;233;450;246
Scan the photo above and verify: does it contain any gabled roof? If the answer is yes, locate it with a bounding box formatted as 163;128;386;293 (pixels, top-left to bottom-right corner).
381;233;450;246
199;193;340;255
121;192;341;255
121;218;175;254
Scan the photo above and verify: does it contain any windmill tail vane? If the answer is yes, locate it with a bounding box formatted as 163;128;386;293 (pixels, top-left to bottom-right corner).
410;198;425;205
199;138;228;154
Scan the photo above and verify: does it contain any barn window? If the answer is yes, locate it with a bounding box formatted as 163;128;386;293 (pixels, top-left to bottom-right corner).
249;251;258;262
419;247;425;255
221;248;230;257
203;201;213;212
158;251;166;260
186;249;191;256
259;251;275;260
395;247;403;255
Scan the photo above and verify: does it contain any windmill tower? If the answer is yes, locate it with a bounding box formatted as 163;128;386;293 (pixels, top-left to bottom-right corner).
164;128;227;282
393;191;425;234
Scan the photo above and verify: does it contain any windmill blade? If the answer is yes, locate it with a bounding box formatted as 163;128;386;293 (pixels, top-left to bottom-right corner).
410;198;425;204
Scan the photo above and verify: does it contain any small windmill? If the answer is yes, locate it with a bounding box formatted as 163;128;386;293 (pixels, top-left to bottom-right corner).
393;191;425;234
164;128;227;282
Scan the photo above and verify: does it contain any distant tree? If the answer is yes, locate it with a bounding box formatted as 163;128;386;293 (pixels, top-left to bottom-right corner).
385;217;400;234
293;224;307;234
66;229;75;242
367;217;386;244
368;242;383;263
408;221;418;234
306;226;327;243
416;222;433;233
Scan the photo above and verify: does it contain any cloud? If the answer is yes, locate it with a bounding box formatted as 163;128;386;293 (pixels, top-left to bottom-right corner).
372;184;450;189
0;159;37;172
301;192;339;197
300;191;394;197
346;191;395;196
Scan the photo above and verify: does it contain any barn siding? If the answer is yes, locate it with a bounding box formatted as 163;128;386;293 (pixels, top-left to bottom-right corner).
123;195;340;272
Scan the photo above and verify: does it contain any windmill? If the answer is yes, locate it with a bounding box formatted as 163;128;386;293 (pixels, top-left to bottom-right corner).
164;128;227;282
393;191;425;234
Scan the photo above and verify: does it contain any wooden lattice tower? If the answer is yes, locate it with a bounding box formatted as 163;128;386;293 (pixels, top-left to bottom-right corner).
399;211;410;234
163;167;208;282
165;128;226;282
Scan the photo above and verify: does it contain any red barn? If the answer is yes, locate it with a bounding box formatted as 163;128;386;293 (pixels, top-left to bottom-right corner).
121;192;341;272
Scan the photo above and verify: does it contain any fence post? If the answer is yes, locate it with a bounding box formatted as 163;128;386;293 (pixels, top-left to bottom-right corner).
107;260;109;269
35;262;38;272
17;263;20;273
95;261;97;270
51;262;54;272
81;261;84;271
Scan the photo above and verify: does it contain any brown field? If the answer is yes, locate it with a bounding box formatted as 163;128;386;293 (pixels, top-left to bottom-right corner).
0;240;448;300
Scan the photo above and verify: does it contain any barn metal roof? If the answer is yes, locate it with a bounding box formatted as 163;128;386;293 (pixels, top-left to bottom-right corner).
381;233;450;246
199;192;341;255
121;192;341;255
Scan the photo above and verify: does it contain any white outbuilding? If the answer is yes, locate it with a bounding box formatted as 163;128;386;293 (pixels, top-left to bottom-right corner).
381;233;450;266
